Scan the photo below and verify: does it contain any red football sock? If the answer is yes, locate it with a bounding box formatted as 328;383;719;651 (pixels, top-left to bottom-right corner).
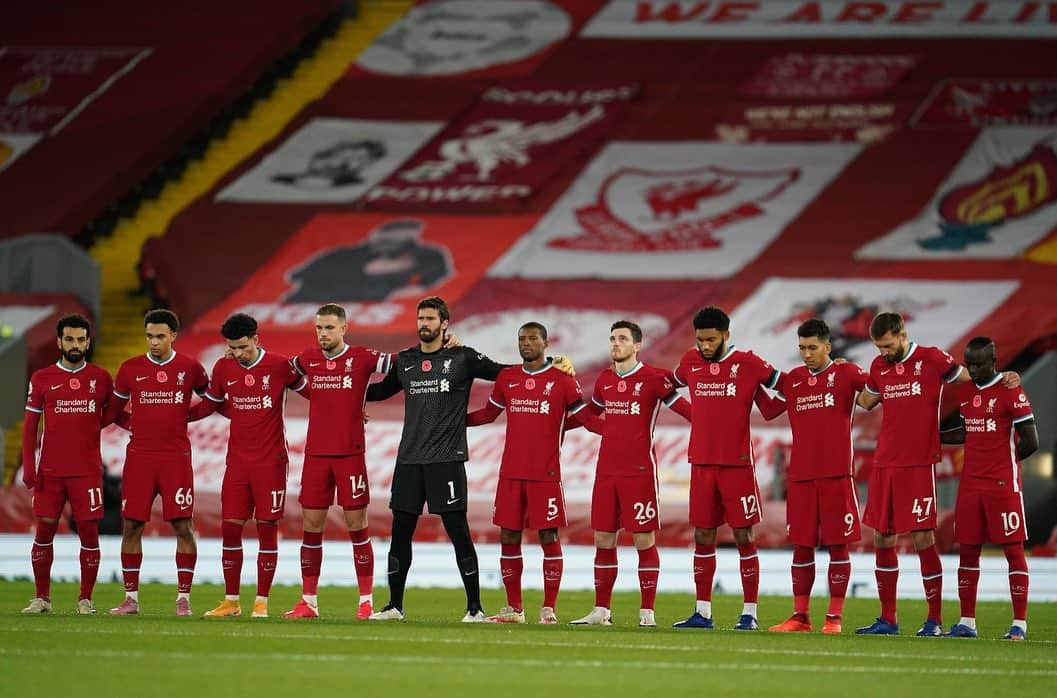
826;544;850;618
500;543;524;611
694;544;716;602
957;544;981;619
876;546;899;624
77;520;101;601
31;521;58;600
256;523;279;598
637;545;660;611
737;541;760;604
918;544;943;623
594;547;618;608
542;540;563;609
175;551;197;595
301;530;323;596
791;545;815;615
1004;542;1029;622
121;552;142;594
221;521;243;596
349;527;374;598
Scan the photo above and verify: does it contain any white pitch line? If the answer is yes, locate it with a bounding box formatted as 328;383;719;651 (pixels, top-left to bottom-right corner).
4;624;1055;665
0;647;1054;677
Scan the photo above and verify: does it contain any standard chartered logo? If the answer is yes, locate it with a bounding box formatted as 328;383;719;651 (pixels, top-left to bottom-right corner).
630;402;640;415
342;376;353;389
440;379;450;393
263;396;273;409
911;382;922;396
539;401;550;414
726;384;737;396
824;393;835;407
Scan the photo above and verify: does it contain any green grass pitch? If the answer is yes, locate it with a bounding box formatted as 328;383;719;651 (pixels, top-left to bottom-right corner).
1;581;1054;697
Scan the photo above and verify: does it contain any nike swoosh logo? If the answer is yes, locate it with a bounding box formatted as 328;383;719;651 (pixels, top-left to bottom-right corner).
51;384;64;390
881;370;892;375
179;505;191;511
960;401;969;406
843;529;852;537
446;498;460;505
136;376;148;382
270;507;282;514
351;491;366;499
792;382;803;388
508;383;520;388
89;505;103;512
916;516;929;523
546;514;559;521
691;367;705;372
404;366;415;372
603;385;612;390
309;362;320;367
227;380;239;386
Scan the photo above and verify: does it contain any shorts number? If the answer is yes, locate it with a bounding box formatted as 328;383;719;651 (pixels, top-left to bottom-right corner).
633;501;656;525
349;475;367;495
844;512;855;536
1000;511;1021;535
270;490;285;510
740;495;759;517
175;487;193;507
912;497;933;519
88;487;103;508
447;480;456;499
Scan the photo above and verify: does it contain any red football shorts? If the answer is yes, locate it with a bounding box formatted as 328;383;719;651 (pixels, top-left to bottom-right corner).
121;450;194;522
492;477;566;531
689;464;762;529
221;460;289;521
591;473;660;533
32;473;105;522
299;454;369;510
785;476;862;547
955;482;1027;545
862;465;936;535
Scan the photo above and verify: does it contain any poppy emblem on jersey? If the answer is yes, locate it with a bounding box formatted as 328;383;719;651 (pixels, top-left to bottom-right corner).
245;374;256;387
326;360;336;370
525;378;536;390
895;363;905;375
617;380;627;393
157;371;168;383
972;395;982;407
422;360;432;372
709;363;720;376
808;376;817;386
69;378;81;390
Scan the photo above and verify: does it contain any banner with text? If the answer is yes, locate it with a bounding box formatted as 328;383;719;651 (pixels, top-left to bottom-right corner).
581;1;1057;38
365;81;637;211
911;79;1057;127
215;118;443;203
740;53;916;99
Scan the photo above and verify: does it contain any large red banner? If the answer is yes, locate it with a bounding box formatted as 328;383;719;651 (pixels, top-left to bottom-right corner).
191;212;533;340
364;80;637;211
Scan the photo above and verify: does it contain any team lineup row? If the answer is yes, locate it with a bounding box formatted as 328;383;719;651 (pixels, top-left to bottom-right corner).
20;298;1037;640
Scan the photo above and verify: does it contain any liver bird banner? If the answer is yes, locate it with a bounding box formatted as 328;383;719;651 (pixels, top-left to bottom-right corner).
364;80;637;211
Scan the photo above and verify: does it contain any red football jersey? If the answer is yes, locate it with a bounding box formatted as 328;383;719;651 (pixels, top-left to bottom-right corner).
957;378;1034;491
205;349;305;468
775;361;868;481
487;364;585;481
294;344;391;456
113;352;208;454
674;346;779;467
591;362;680;477
25;362;113;476
865;342;961;468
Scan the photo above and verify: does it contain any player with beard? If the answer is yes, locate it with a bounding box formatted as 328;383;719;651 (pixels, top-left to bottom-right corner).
283;304;393;620
21;314;114;615
365;296;575;622
464;322;588;625
941;338;1037;641
855;313;1018;637
671;307;780;631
